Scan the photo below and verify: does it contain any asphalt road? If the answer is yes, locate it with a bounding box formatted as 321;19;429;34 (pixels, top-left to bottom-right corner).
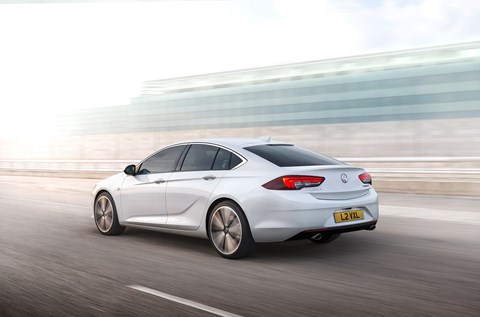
0;176;479;316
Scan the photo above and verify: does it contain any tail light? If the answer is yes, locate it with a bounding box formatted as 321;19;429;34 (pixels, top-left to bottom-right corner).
263;175;325;190
359;172;372;185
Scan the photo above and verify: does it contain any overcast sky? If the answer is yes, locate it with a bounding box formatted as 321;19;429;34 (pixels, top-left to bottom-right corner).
0;0;479;137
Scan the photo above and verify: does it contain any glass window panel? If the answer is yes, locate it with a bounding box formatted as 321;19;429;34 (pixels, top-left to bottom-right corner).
138;145;186;174
181;145;219;171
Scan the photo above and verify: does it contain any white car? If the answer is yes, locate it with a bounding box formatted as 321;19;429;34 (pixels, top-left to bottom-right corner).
93;138;379;259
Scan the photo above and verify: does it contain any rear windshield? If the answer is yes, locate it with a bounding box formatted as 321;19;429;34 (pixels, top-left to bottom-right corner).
244;144;343;167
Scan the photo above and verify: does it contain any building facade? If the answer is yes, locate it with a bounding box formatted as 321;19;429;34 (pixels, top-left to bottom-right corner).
1;41;480;160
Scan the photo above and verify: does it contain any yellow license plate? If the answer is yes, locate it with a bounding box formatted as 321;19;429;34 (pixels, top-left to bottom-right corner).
334;210;364;223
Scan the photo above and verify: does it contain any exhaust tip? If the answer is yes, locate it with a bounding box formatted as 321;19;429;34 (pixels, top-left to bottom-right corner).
311;233;323;240
368;225;376;231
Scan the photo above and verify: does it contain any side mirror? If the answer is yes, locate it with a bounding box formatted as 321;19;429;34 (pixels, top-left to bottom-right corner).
124;164;136;176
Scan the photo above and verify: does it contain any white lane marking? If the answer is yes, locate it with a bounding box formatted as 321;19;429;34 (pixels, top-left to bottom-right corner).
0;195;89;210
380;205;480;225
128;285;243;317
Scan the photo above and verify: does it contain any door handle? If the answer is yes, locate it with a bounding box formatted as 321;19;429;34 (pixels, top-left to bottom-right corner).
154;178;166;184
203;175;216;181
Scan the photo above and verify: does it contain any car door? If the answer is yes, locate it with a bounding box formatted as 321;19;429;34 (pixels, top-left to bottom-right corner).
165;144;232;230
120;145;187;225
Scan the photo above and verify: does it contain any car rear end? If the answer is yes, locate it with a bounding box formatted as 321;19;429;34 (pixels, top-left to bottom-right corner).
238;143;379;242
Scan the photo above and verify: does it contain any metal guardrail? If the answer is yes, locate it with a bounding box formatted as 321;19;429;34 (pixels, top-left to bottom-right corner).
1;158;478;196
0;160;137;172
366;168;480;175
337;157;480;162
1;158;479;175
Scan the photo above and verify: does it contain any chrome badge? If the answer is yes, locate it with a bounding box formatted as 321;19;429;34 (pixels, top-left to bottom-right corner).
341;173;348;183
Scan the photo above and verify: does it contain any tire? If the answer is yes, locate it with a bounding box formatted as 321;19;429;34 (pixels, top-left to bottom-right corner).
208;201;254;259
309;233;341;244
94;192;125;235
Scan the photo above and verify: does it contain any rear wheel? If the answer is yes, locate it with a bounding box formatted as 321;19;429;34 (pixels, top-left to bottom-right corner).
208;201;254;259
309;233;341;244
94;192;125;235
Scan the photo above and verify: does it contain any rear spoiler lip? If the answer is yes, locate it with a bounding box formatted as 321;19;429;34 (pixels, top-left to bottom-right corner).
281;165;365;172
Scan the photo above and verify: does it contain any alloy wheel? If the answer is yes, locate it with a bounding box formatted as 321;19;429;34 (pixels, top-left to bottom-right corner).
209;206;242;255
95;195;114;233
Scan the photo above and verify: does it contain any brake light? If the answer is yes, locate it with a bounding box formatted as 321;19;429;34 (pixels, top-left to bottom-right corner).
359;172;372;185
263;175;325;190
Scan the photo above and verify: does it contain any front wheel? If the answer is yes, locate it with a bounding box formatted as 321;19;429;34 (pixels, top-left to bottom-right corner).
94;192;125;235
208;201;254;259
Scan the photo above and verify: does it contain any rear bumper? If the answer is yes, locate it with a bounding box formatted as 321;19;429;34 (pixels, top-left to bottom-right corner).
241;187;379;242
286;220;378;241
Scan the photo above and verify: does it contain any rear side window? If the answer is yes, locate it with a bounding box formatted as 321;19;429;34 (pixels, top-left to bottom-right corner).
244;144;342;167
212;149;231;170
229;153;242;169
211;148;244;170
181;144;219;171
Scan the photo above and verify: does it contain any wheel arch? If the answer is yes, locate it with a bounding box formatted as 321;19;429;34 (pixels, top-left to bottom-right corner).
205;197;252;239
93;189;110;205
93;189;117;214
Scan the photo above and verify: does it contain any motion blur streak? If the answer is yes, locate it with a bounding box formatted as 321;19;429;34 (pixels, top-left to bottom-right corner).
0;42;479;198
0;41;479;315
0;176;479;316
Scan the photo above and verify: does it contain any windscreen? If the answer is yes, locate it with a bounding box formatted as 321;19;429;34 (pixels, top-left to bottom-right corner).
244;144;343;167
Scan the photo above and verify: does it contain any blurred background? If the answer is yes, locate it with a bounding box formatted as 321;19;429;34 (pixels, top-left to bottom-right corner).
1;1;480;316
0;0;478;196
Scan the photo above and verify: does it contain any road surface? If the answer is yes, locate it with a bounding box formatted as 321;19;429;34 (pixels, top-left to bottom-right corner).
0;176;479;316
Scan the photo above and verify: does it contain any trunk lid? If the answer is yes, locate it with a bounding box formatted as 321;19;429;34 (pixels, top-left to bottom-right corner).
283;165;371;200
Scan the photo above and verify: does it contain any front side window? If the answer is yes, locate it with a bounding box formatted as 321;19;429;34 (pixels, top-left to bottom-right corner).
138;145;187;174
